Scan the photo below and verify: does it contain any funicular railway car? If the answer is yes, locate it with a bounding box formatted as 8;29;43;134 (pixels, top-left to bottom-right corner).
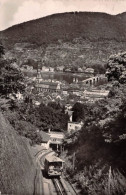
44;155;64;177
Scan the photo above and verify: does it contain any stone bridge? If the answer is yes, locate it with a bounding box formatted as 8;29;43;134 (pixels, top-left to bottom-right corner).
82;75;107;86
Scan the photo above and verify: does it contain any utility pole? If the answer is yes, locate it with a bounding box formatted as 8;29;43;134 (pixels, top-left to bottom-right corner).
108;166;112;195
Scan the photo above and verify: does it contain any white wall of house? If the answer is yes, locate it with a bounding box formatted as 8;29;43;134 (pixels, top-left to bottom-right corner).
48;132;65;145
49;67;54;72
67;122;83;132
62;91;68;95
41;140;50;149
56;83;61;90
42;66;50;72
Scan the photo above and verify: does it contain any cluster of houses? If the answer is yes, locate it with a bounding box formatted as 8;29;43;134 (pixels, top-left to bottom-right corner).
37;86;109;151
24;69;109;151
21;63;95;74
38;107;83;151
33;70;108;105
42;66;65;72
42;66;94;73
35;81;61;93
32;74;109;151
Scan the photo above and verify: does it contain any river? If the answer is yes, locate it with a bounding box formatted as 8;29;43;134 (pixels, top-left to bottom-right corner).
24;71;92;84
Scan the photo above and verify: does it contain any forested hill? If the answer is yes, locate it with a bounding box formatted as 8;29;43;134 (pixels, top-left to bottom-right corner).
1;12;126;68
116;12;126;21
1;12;126;45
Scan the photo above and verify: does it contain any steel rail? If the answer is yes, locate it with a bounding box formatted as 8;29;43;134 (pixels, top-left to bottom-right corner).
62;175;78;195
52;178;68;195
34;148;47;157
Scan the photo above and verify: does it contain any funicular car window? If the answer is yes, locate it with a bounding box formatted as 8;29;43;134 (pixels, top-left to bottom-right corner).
49;162;62;167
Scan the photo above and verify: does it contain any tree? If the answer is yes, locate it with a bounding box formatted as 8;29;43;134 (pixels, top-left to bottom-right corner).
106;52;126;83
0;44;25;97
48;101;61;110
0;43;4;58
72;102;85;122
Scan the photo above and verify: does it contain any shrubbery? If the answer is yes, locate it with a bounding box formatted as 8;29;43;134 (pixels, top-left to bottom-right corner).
63;51;126;194
106;51;126;83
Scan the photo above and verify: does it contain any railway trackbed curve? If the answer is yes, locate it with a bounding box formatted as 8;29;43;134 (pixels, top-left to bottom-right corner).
36;149;78;195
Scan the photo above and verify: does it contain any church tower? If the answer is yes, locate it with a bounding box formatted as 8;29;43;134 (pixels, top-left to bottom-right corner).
67;110;74;122
36;69;42;83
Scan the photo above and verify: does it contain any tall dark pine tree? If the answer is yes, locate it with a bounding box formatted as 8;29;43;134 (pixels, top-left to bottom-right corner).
72;102;85;122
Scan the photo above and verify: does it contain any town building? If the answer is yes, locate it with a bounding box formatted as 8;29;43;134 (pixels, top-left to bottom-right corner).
56;66;64;72
64;68;71;72
67;121;83;132
47;130;65;151
42;66;50;72
85;68;94;74
62;90;68;96
35;70;61;93
35;82;61;93
22;65;33;71
38;129;65;151
49;67;54;72
83;89;109;102
36;70;42;81
67;109;84;132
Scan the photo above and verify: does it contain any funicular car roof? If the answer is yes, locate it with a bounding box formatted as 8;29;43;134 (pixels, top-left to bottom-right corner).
45;155;64;163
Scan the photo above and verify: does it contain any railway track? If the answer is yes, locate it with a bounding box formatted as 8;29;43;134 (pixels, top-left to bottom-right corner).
62;175;78;195
34;148;47;157
35;148;55;170
52;178;68;195
35;149;78;195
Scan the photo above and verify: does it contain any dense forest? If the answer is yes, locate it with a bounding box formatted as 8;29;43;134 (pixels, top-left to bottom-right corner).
62;51;126;195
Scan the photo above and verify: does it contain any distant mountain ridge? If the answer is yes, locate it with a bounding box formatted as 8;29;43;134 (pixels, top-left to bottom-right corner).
1;11;126;68
1;12;126;44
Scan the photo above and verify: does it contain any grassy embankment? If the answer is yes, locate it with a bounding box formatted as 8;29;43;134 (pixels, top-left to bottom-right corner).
0;111;43;195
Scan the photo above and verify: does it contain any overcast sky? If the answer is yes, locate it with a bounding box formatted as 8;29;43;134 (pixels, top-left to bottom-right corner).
0;0;126;31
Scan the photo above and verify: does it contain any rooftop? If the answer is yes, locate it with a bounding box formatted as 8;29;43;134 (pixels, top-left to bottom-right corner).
39;131;50;143
36;82;59;86
35;82;61;90
48;131;64;135
45;155;64;162
68;121;83;125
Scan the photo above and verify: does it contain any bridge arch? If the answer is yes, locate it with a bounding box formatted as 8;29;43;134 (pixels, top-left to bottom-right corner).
90;79;93;85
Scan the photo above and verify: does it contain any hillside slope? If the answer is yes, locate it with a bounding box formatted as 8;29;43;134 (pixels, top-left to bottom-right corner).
1;12;126;68
1;12;126;44
62;51;126;194
0;112;36;194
